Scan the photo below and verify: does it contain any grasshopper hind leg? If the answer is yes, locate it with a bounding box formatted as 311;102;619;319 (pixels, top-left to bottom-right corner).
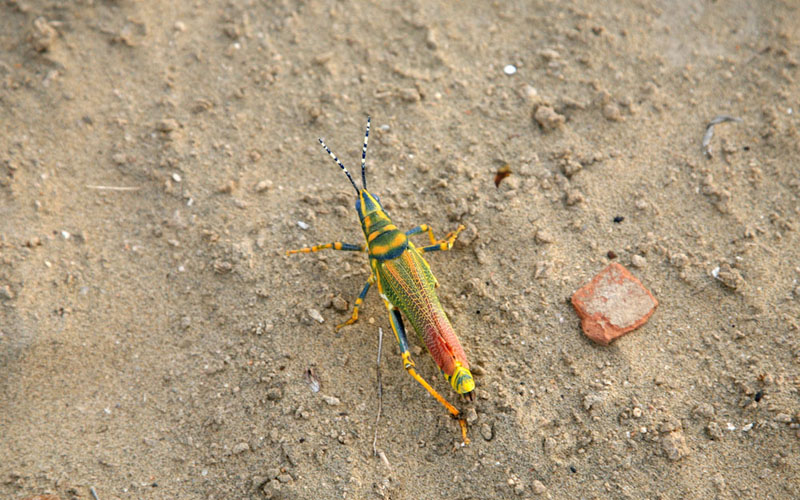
385;305;470;443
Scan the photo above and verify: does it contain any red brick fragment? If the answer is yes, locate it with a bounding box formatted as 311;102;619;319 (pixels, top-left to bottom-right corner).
571;262;658;345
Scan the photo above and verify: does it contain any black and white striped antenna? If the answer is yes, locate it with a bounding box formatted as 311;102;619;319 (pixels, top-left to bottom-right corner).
318;138;360;195
361;116;370;190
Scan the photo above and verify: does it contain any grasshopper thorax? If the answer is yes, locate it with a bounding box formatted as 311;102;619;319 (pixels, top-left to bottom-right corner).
357;189;408;261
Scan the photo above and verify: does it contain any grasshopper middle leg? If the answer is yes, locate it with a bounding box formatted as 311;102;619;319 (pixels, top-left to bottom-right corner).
335;276;373;331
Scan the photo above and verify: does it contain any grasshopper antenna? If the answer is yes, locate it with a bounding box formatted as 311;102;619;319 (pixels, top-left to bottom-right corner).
361;116;370;190
319;138;360;195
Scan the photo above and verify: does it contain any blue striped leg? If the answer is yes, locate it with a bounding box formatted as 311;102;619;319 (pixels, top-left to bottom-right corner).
286;241;366;255
416;224;465;254
336;276;373;331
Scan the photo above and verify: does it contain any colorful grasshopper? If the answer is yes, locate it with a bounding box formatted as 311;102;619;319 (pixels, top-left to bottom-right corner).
287;117;475;441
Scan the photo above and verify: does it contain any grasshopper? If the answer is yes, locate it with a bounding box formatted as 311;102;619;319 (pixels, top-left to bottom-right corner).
287;117;475;441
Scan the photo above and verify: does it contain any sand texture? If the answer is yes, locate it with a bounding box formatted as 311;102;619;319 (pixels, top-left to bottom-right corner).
1;1;799;499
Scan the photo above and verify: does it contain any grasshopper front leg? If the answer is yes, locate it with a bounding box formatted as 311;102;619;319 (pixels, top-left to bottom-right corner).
286;241;366;255
407;224;465;254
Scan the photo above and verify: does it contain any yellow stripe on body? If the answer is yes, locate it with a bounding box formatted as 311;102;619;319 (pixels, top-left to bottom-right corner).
390;231;406;247
368;224;397;242
371;243;389;255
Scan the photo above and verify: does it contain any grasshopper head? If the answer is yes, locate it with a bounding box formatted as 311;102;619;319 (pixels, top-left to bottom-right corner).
446;362;475;397
355;189;383;221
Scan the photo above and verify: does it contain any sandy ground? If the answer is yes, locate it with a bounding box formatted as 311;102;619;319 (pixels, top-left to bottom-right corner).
2;1;799;499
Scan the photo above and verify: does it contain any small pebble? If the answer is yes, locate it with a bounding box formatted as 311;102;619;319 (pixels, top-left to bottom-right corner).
534;105;566;130
232;442;250;454
571;263;658;345
706;421;723;440
331;296;348;312
305;374;320;393
602;102;623;122
539;48;560;60
503;64;517;75
583;393;605;411
31;17;58;52
217;180;236;193
255;180;273;192
532;480;546;495
213;260;233;273
662;431;690;461
670;253;689;268
399;88;421;102
660;418;681;433
535;229;554;244
715;263;745;290
308;308;324;323
562;159;582;177
297;220;310;230
266;387;283;401
172;173;182;182
630;255;646;268
157;118;179;133
480;422;494;441
322;394;340;406
565;189;584;206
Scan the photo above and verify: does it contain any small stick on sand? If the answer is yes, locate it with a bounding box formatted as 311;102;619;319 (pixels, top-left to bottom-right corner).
85;184;140;191
372;328;392;472
702;115;742;158
372;327;384;457
90;486;100;500
378;449;392;471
